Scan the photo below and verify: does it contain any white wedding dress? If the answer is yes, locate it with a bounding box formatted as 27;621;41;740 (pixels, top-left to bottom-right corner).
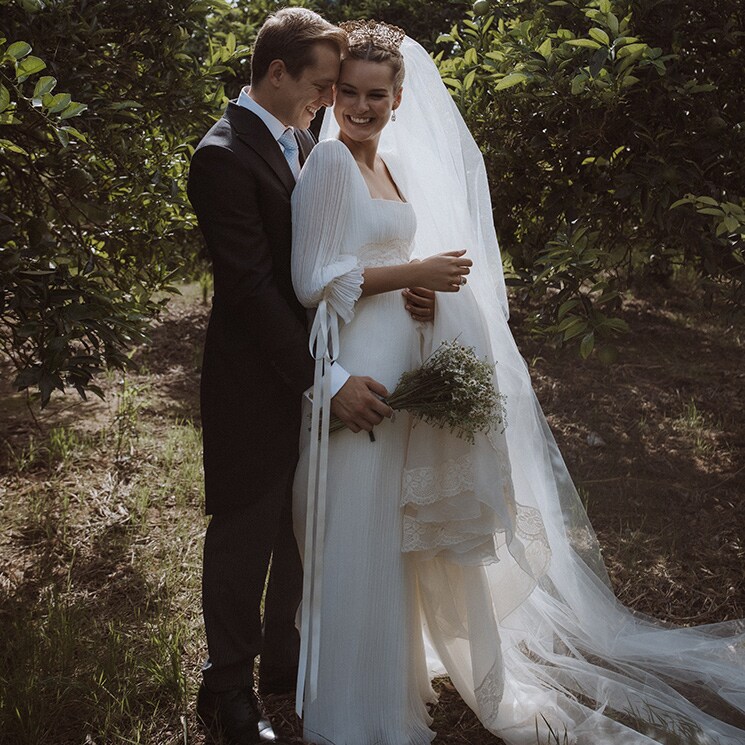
292;143;437;743
290;38;745;745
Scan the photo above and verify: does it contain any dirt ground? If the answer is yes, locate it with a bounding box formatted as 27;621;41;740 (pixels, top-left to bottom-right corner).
1;282;743;744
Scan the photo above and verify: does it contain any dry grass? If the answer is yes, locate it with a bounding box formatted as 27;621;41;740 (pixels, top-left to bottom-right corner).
0;282;743;745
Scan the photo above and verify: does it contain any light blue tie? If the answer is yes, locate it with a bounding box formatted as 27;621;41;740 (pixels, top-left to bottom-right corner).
278;128;301;179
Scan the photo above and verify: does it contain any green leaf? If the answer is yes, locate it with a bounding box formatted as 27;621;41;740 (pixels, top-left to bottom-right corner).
7;41;32;60
617;43;647;58
566;39;602;50
495;72;528;90
558;298;580;319
696;196;720;206
603;318;629;333
0;138;28;155
33;75;56;98
463;69;476;90
59;102;87;120
16;55;46;79
46;92;71;113
55;127;69;147
537;38;552;59
589;47;609;77
563;318;589;340
724;215;741;233
0;84;9;113
60;125;87;143
589;28;610;46
580;332;595;359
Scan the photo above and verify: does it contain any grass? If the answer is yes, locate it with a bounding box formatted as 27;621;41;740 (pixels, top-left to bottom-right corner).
0;377;205;744
0;282;743;744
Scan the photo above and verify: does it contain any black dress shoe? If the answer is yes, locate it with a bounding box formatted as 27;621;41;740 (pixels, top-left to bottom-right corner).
257;664;299;697
197;683;280;744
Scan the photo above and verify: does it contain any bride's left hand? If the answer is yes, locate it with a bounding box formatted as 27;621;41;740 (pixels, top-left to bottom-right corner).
402;287;435;323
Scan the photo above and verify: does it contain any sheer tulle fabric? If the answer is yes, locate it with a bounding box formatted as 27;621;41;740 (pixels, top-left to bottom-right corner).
292;37;745;745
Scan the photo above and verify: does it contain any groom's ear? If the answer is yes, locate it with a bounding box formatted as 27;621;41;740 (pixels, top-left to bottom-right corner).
266;59;288;89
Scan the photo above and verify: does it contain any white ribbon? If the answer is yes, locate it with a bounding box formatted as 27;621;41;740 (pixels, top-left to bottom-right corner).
296;297;339;716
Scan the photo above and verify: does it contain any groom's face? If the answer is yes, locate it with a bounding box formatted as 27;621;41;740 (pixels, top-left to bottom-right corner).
280;41;340;129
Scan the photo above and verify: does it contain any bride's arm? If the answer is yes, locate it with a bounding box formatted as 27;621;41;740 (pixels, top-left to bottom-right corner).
292;140;363;322
360;250;472;297
292;139;392;432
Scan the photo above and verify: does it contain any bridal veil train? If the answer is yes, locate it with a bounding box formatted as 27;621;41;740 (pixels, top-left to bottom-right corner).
294;34;745;745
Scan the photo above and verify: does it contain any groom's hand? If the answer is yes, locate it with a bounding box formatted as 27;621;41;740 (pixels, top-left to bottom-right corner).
331;376;392;433
402;287;435;323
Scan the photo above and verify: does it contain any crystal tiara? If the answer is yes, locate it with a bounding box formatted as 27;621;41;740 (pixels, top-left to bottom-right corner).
339;20;406;53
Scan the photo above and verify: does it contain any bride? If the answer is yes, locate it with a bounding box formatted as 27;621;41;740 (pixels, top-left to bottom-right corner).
290;20;745;745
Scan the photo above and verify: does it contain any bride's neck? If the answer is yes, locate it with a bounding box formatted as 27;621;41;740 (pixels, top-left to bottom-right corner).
338;132;379;169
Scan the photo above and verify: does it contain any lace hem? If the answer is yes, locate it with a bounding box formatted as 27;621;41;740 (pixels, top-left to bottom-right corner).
401;453;551;576
474;658;504;729
402;455;474;506
402;513;498;554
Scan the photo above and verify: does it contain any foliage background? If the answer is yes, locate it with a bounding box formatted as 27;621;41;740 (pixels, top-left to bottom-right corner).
1;0;743;404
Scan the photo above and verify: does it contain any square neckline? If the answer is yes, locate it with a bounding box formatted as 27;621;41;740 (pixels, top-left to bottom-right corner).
337;139;408;204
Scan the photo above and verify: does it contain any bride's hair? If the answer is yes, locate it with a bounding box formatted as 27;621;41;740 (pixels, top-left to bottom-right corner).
340;20;406;91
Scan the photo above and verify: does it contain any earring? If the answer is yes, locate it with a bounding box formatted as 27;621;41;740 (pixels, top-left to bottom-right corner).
391;110;397;122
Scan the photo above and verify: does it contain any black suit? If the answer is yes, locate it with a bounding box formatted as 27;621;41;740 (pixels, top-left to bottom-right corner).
188;102;315;691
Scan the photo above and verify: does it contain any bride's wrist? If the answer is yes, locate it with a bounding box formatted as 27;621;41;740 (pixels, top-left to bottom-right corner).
406;259;423;287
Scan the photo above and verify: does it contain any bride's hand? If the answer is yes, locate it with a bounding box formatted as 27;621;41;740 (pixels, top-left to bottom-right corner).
414;250;472;292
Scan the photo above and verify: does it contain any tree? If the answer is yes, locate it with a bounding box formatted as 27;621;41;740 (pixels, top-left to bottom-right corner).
0;0;245;406
437;0;744;356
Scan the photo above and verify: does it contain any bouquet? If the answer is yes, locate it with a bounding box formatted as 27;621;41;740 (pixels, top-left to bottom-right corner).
329;340;506;443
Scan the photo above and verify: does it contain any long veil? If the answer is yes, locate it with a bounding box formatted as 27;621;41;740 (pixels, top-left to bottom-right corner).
321;37;745;744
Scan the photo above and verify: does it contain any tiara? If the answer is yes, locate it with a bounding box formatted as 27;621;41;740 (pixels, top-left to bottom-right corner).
339;20;406;52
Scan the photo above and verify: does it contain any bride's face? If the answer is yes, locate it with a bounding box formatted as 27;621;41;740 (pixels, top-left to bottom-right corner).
334;58;402;143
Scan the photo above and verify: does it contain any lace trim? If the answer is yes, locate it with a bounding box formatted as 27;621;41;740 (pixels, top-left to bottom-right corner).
358;238;412;268
518;504;552;578
402;455;474;506
400;453;552;576
474;657;504;728
402;514;497;553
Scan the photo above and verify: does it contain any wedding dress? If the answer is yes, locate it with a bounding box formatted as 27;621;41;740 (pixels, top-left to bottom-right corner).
291;37;745;745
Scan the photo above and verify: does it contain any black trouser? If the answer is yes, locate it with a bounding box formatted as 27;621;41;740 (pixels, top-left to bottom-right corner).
201;481;302;691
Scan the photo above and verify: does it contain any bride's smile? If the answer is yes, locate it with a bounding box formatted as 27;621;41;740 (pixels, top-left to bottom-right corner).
334;57;402;143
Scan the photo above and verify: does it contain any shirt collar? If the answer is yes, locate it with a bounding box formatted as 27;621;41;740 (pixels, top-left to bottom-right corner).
237;86;291;142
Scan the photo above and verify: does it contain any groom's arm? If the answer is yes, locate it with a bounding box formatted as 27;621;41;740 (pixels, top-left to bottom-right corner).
188;144;314;396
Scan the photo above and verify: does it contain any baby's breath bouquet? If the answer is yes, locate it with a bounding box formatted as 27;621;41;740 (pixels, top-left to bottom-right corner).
330;340;506;443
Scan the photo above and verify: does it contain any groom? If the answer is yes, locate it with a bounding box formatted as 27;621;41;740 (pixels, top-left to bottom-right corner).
187;8;395;745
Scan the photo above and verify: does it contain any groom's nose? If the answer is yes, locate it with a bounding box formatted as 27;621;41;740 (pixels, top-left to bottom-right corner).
318;84;334;107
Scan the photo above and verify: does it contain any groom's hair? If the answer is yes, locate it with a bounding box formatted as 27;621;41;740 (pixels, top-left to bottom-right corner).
251;8;346;84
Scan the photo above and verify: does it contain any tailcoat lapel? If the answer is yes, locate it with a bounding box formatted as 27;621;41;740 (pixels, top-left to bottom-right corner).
224;102;295;195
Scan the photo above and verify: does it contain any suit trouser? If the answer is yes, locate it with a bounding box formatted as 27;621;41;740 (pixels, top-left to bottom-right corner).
201;478;302;691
